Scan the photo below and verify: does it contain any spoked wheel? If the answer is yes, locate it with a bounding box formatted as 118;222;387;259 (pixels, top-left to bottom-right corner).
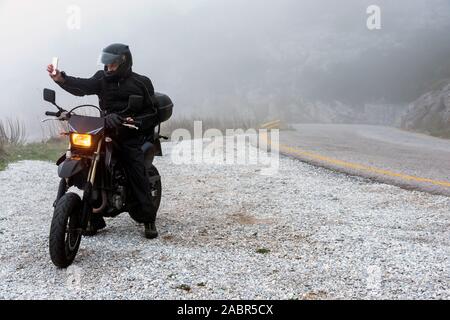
129;164;162;222
49;192;83;268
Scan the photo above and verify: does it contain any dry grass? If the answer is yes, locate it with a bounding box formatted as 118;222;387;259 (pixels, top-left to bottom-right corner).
0;124;4;157
1;119;27;166
0;119;26;146
0;136;4;159
40;120;68;143
1;118;67;171
1;119;25;169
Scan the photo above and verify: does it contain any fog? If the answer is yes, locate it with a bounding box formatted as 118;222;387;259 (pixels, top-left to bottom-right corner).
1;0;450;139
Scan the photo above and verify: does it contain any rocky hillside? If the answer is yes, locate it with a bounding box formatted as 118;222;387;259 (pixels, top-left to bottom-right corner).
401;81;450;138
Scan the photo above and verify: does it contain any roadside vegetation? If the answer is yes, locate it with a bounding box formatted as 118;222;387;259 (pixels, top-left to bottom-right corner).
0;114;284;171
0;119;66;171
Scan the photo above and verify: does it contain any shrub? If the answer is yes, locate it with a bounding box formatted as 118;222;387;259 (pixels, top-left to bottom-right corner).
0;119;26;146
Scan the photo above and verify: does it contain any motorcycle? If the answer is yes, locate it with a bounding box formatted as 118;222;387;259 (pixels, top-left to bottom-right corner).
42;88;173;268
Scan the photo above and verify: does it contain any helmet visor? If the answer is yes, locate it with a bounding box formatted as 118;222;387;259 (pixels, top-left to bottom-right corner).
100;51;123;65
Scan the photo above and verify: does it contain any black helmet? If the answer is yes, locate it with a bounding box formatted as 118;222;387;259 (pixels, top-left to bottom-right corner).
100;43;133;80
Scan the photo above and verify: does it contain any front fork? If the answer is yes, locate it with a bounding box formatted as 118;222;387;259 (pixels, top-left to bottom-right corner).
80;140;103;230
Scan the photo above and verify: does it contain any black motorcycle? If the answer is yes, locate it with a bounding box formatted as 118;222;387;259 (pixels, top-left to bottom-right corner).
42;88;173;268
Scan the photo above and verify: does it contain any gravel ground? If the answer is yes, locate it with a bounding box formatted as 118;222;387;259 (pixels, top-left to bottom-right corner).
0;140;449;299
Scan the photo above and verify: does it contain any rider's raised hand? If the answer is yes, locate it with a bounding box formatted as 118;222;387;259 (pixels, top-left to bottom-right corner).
47;64;65;83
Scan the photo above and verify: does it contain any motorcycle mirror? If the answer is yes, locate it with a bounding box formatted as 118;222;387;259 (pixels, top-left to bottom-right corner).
43;88;56;104
128;95;143;111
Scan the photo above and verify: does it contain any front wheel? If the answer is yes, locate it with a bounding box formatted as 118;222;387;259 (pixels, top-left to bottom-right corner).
49;192;82;268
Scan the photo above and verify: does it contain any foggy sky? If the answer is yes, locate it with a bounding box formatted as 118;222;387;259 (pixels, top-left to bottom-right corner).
1;0;450;139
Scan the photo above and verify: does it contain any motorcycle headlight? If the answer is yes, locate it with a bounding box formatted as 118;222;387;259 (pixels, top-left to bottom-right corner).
71;133;92;148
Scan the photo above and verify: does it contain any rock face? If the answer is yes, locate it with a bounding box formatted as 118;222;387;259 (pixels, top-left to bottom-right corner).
401;83;450;138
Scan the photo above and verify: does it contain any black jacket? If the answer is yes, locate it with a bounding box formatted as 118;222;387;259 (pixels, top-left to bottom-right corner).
58;70;155;117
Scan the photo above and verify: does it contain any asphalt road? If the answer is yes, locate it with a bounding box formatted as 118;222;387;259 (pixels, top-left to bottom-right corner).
278;124;450;196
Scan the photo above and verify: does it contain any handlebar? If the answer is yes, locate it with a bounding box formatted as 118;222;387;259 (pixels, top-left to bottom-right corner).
45;111;60;117
44;108;144;131
44;103;101;120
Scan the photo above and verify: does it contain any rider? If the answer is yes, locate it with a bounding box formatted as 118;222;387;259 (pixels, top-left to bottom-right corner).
47;43;158;239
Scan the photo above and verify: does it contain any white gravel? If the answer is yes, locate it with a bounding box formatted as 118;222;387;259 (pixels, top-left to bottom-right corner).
0;140;449;300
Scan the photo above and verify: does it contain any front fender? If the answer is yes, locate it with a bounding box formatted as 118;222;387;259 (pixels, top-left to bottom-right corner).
58;159;85;178
56;153;66;166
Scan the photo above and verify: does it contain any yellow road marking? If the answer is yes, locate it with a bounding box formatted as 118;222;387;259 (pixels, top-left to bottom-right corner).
260;120;281;129
261;132;450;188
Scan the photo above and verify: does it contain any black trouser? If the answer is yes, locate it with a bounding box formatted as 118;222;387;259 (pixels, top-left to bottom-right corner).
116;134;155;223
91;133;155;228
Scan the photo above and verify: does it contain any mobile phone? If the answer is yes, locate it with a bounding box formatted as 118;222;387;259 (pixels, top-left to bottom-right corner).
52;57;59;75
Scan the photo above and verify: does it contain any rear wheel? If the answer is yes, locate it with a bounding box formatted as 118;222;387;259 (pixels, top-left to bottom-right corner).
129;165;162;222
49;193;82;268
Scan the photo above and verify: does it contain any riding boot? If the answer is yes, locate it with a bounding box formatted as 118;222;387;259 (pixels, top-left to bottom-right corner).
144;221;158;239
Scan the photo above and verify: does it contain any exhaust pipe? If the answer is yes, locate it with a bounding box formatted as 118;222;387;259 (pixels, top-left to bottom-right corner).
92;190;107;213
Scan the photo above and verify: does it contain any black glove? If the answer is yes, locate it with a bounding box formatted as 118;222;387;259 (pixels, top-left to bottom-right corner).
105;113;124;129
